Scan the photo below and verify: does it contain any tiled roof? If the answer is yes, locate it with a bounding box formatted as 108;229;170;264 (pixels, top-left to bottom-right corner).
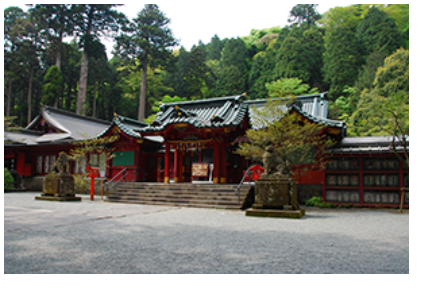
331;136;409;154
26;105;111;140
4;129;44;146
97;115;163;143
135;94;248;133
245;93;346;129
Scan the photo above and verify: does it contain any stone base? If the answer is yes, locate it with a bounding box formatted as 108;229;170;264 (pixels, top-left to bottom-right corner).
35;196;82;202
245;208;306;219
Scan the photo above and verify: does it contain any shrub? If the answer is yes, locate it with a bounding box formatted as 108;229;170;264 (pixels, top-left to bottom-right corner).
4;168;14;191
305;196;334;208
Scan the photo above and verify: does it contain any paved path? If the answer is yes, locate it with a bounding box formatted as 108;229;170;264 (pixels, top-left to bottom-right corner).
4;192;409;274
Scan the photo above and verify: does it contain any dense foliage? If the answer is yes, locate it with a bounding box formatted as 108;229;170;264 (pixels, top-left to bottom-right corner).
235;99;336;179
4;4;409;138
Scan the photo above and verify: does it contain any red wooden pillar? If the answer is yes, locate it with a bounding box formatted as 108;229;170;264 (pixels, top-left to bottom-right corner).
164;143;170;183
174;145;183;183
219;142;227;184
213;139;220;184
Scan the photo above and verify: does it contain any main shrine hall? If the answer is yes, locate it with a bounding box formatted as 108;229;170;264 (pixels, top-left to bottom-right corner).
4;92;408;207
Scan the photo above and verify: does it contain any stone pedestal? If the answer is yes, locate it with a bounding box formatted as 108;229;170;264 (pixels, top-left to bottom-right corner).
35;172;81;202
246;177;305;219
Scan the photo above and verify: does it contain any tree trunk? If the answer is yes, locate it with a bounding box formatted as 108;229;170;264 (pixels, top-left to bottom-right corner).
93;80;98;118
55;51;61;70
138;63;148;121
77;50;89;115
55;34;62;69
6;77;13;117
27;68;34;124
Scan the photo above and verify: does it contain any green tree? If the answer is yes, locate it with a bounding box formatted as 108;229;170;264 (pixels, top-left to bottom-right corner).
348;48;409;137
288;4;321;27
42;65;63;107
274;26;324;89
4;6;27;117
28;4;74;69
323;25;363;99
217;65;245;96
384;4;409;49
206;34;224;61
186;46;208;99
74;4;127;115
236;99;335;179
115;4;177;121
356;6;402;59
266;78;319;98
59;40;82;111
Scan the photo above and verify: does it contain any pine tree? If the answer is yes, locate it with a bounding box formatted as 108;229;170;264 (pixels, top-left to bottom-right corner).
114;4;177;121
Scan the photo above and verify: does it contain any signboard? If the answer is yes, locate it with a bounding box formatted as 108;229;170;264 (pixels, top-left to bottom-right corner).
113;151;134;166
192;163;209;177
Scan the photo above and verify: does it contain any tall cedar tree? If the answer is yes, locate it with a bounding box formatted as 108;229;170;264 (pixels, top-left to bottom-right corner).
28;5;74;69
115;4;177;121
4;6;26;117
186;46;208;99
217;38;248;96
74;4;127;116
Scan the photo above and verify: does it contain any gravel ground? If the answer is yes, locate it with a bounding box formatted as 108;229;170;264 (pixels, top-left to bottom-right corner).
4;192;409;274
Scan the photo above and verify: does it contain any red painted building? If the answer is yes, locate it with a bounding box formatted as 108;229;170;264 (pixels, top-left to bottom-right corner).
5;105;111;178
4;94;409;207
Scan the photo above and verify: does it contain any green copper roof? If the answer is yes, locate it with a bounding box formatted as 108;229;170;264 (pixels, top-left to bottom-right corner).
135;94;248;133
97;115;163;143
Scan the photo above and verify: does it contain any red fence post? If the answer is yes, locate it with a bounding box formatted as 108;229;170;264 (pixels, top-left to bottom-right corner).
86;166;99;201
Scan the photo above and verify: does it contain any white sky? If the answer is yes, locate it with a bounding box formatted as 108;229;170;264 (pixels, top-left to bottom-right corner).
5;2;353;57
116;2;352;50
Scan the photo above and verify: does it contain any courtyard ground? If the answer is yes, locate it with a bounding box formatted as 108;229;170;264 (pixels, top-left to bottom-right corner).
4;191;408;274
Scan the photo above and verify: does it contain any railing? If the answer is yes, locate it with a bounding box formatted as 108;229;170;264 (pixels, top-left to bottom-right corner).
104;168;134;193
235;166;258;204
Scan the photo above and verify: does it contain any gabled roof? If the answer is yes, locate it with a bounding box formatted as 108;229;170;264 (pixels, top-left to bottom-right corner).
4;129;44;146
135;94;248;133
26;105;111;140
245;93;346;129
97;115;163;143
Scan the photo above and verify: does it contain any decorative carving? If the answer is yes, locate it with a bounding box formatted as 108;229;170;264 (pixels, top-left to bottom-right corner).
52;152;69;175
36;152;80;201
261;145;291;179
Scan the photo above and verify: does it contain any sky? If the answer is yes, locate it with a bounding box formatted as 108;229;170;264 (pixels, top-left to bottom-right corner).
115;2;352;50
5;2;353;58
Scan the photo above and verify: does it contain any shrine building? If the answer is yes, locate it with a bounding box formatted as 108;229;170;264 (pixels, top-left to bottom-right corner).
4;92;408;207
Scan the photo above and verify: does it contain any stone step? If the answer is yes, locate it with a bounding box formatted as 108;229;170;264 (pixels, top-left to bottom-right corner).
106;198;241;210
106;182;253;210
115;183;250;192
109;191;245;202
107;195;242;206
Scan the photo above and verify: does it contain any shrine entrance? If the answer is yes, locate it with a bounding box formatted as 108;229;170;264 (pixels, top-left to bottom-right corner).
162;139;231;184
134;95;251;184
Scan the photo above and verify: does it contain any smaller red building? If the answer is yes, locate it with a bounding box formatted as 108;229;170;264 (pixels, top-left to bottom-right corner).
5;105;111;179
323;136;409;208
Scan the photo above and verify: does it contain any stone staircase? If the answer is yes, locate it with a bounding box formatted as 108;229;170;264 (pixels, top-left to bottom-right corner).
106;182;253;210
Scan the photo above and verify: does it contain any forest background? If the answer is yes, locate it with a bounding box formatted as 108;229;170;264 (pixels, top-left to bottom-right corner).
4;4;409;137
